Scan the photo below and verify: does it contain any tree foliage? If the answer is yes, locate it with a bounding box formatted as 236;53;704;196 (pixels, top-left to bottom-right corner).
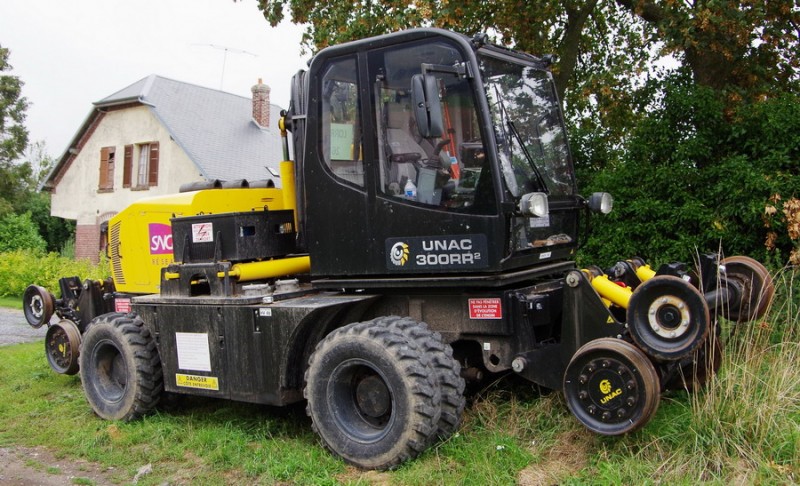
0;212;46;253
578;74;800;265
0;44;30;214
0;46;73;252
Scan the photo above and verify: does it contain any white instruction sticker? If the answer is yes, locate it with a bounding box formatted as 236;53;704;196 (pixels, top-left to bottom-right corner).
175;332;212;372
529;216;551;228
192;222;213;243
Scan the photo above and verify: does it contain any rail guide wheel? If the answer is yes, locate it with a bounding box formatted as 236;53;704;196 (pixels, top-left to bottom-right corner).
721;256;775;323
627;275;710;361
564;338;660;435
23;284;55;329
45;319;81;375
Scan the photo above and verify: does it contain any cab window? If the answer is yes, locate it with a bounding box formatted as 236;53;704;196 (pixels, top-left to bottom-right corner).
370;41;495;214
321;56;364;187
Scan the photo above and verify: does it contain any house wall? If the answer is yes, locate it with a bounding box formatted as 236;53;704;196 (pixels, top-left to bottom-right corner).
51;106;203;262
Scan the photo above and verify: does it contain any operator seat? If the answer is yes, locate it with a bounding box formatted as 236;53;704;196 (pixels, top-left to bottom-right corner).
385;103;427;188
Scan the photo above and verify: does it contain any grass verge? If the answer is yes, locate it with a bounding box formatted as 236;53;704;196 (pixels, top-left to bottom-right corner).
0;270;797;484
0;295;22;309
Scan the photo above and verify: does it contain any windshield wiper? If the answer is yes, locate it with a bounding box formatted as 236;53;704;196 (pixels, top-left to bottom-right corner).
506;118;549;194
492;85;549;194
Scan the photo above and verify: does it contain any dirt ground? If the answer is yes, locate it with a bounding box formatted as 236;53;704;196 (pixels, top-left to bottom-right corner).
0;446;119;485
0;309;123;485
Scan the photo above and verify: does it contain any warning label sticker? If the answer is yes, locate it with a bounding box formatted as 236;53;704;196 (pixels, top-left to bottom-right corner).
468;298;503;319
114;298;131;313
191;222;213;243
176;373;219;390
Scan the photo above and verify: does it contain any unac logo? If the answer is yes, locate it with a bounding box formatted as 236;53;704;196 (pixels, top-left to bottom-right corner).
149;223;173;255
599;379;612;395
390;242;409;266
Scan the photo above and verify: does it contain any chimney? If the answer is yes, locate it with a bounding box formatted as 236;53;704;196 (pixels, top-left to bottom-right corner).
251;78;271;128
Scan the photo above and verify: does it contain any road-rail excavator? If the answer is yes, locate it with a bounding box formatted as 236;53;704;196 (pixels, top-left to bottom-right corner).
23;28;775;469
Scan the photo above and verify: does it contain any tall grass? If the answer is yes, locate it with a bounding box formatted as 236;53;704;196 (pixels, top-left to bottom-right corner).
686;267;800;482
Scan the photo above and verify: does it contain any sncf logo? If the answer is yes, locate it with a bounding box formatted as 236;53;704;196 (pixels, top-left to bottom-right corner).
148;223;173;255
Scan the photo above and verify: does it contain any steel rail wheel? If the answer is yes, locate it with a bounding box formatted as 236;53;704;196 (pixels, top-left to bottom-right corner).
23;285;55;329
564;338;660;435
45;319;81;375
627;276;710;361
721;256;775;323
305;319;441;470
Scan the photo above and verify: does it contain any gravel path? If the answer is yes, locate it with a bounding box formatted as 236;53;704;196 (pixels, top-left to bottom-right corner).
0;307;49;346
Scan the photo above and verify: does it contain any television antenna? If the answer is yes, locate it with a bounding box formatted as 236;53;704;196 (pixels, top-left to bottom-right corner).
194;44;258;90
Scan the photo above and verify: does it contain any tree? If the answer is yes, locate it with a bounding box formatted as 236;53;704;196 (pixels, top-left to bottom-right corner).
0;44;30;215
249;1;798;117
0;212;46;253
251;0;653;107
616;0;800;97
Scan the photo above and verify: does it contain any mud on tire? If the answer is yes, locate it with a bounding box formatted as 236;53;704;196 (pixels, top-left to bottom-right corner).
79;313;163;421
304;319;441;470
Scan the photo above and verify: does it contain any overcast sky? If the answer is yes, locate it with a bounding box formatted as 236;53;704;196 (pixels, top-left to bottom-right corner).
1;0;310;160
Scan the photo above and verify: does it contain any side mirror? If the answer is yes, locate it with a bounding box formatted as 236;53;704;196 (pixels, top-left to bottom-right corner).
411;73;444;138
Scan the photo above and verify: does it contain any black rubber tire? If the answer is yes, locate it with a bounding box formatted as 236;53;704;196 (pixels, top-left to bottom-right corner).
79;313;163;421
44;319;82;375
564;338;660;436
627;275;710;361
663;334;723;392
379;316;466;440
304;319;441;470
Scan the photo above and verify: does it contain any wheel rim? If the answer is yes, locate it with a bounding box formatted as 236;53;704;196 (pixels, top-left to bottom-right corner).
721;256;775;323
23;285;54;329
564;338;660;435
92;339;128;403
328;358;395;442
45;320;81;375
628;276;710;361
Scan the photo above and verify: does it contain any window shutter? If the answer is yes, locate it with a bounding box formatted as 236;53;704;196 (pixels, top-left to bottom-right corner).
148;142;159;187
99;147;115;190
123;145;133;188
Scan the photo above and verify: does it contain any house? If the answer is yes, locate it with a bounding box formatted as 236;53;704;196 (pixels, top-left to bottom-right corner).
42;75;284;262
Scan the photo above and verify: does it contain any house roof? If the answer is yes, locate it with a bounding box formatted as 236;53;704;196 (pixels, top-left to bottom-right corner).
44;75;283;190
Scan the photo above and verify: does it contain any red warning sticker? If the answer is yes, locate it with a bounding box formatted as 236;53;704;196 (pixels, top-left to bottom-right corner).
468;298;503;319
115;298;132;313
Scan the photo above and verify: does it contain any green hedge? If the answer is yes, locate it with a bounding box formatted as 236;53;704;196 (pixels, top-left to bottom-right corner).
575;74;800;267
0;250;110;297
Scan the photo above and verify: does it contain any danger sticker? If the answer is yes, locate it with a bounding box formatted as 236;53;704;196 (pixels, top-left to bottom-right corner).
114;298;131;313
191;222;213;243
176;373;219;390
468;298;503;319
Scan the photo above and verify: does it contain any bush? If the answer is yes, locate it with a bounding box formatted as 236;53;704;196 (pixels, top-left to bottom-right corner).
576;75;800;267
0;212;46;253
0;250;109;297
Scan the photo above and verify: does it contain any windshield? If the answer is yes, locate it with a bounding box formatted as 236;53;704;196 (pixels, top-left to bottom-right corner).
480;53;575;197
